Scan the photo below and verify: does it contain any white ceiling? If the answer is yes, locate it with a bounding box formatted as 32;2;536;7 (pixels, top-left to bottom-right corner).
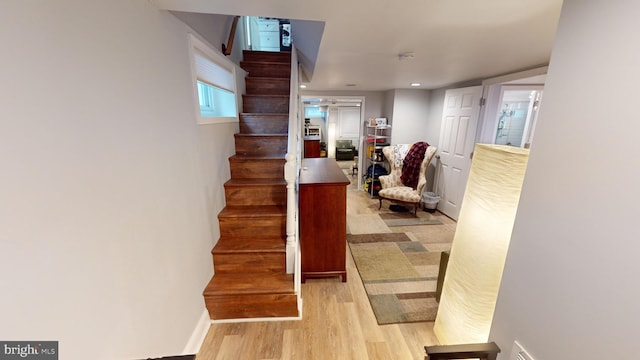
153;0;563;91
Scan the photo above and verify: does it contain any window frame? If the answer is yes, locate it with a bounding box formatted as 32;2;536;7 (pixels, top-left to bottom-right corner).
188;34;239;125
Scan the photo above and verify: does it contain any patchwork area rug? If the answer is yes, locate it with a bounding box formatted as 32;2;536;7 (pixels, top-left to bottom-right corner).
378;212;443;227
347;233;441;325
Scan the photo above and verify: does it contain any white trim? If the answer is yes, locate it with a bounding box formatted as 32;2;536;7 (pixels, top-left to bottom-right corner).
211;313;303;324
208;294;304;325
481;66;548;86
182;308;211;355
198;116;239;125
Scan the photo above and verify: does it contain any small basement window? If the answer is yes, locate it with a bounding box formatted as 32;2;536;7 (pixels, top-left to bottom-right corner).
189;34;238;124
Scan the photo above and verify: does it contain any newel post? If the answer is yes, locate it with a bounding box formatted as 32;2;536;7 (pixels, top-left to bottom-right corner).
284;152;297;274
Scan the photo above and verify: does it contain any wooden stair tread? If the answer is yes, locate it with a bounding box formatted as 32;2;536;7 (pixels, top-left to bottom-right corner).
229;154;285;161
225;178;286;186
219;205;286;218
242;50;292;63
241;61;291;66
243;94;289;98
213;236;285;253
246;76;290;81
240;112;289;117
234;133;288;138
204;272;294;296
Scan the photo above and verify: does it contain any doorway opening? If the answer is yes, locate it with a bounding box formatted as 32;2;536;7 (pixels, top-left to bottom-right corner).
494;86;543;148
300;95;365;181
300;96;364;155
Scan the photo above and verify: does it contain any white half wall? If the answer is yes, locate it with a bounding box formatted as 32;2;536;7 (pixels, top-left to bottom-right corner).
0;1;237;359
490;1;640;359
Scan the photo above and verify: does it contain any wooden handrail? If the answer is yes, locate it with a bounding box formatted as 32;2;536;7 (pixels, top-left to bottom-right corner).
221;16;240;56
424;342;501;360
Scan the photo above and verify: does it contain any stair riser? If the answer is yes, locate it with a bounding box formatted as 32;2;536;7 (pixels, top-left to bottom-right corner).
213;253;285;273
239;115;288;134
230;158;285;179
243;51;291;63
240;62;291;78
245;78;290;95
224;185;286;206
219;216;286;238
205;293;298;319
235;136;288;156
243;95;289;113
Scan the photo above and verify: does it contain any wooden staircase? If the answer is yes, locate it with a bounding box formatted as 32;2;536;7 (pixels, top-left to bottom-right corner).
203;50;298;320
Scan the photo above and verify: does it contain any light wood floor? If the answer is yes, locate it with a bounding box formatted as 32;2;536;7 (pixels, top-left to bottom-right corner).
197;163;456;359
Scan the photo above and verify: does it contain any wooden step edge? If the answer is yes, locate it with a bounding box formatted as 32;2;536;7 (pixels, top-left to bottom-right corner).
224;178;286;186
203;273;295;296
213;236;285;253
246;76;291;81
240;112;289;117
241;53;292;58
240;60;292;66
229;154;286;161
234;133;289;138
212;246;285;255
243;50;292;56
218;205;286;218
243;94;290;98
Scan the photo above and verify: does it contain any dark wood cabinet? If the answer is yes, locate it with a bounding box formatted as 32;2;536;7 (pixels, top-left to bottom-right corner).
303;136;321;158
299;158;350;282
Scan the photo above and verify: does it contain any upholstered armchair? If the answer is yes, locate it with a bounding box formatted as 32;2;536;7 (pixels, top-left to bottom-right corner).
335;140;356;161
378;144;437;215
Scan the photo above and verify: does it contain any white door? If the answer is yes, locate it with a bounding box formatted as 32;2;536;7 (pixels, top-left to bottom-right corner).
338;107;361;140
436;86;483;220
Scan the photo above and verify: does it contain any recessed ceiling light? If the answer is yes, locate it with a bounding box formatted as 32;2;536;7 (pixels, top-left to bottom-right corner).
411;83;422;87
299;84;307;88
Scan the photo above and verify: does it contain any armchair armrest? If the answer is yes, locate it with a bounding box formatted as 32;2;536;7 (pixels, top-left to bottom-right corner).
379;174;393;189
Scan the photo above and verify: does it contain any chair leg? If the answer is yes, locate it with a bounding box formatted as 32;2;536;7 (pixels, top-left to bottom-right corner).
414;203;418;216
379;198;383;209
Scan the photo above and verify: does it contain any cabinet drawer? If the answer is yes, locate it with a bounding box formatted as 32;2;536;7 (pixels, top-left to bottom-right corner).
258;20;279;32
259;32;280;47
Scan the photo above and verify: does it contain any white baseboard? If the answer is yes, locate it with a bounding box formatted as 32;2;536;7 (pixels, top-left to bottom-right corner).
211;297;304;324
183;298;304;343
182;307;211;355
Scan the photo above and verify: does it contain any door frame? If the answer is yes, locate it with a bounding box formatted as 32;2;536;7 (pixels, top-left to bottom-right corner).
477;66;548;144
435;67;548;220
300;95;366;188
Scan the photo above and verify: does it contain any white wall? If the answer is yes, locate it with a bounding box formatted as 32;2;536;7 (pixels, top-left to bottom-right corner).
0;1;237;359
490;1;640;359
171;11;232;49
382;89;395;130
390;89;432;145
425;88;447;148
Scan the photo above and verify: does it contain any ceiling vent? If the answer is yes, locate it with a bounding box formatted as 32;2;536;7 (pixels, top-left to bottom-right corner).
398;52;415;61
510;341;534;360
